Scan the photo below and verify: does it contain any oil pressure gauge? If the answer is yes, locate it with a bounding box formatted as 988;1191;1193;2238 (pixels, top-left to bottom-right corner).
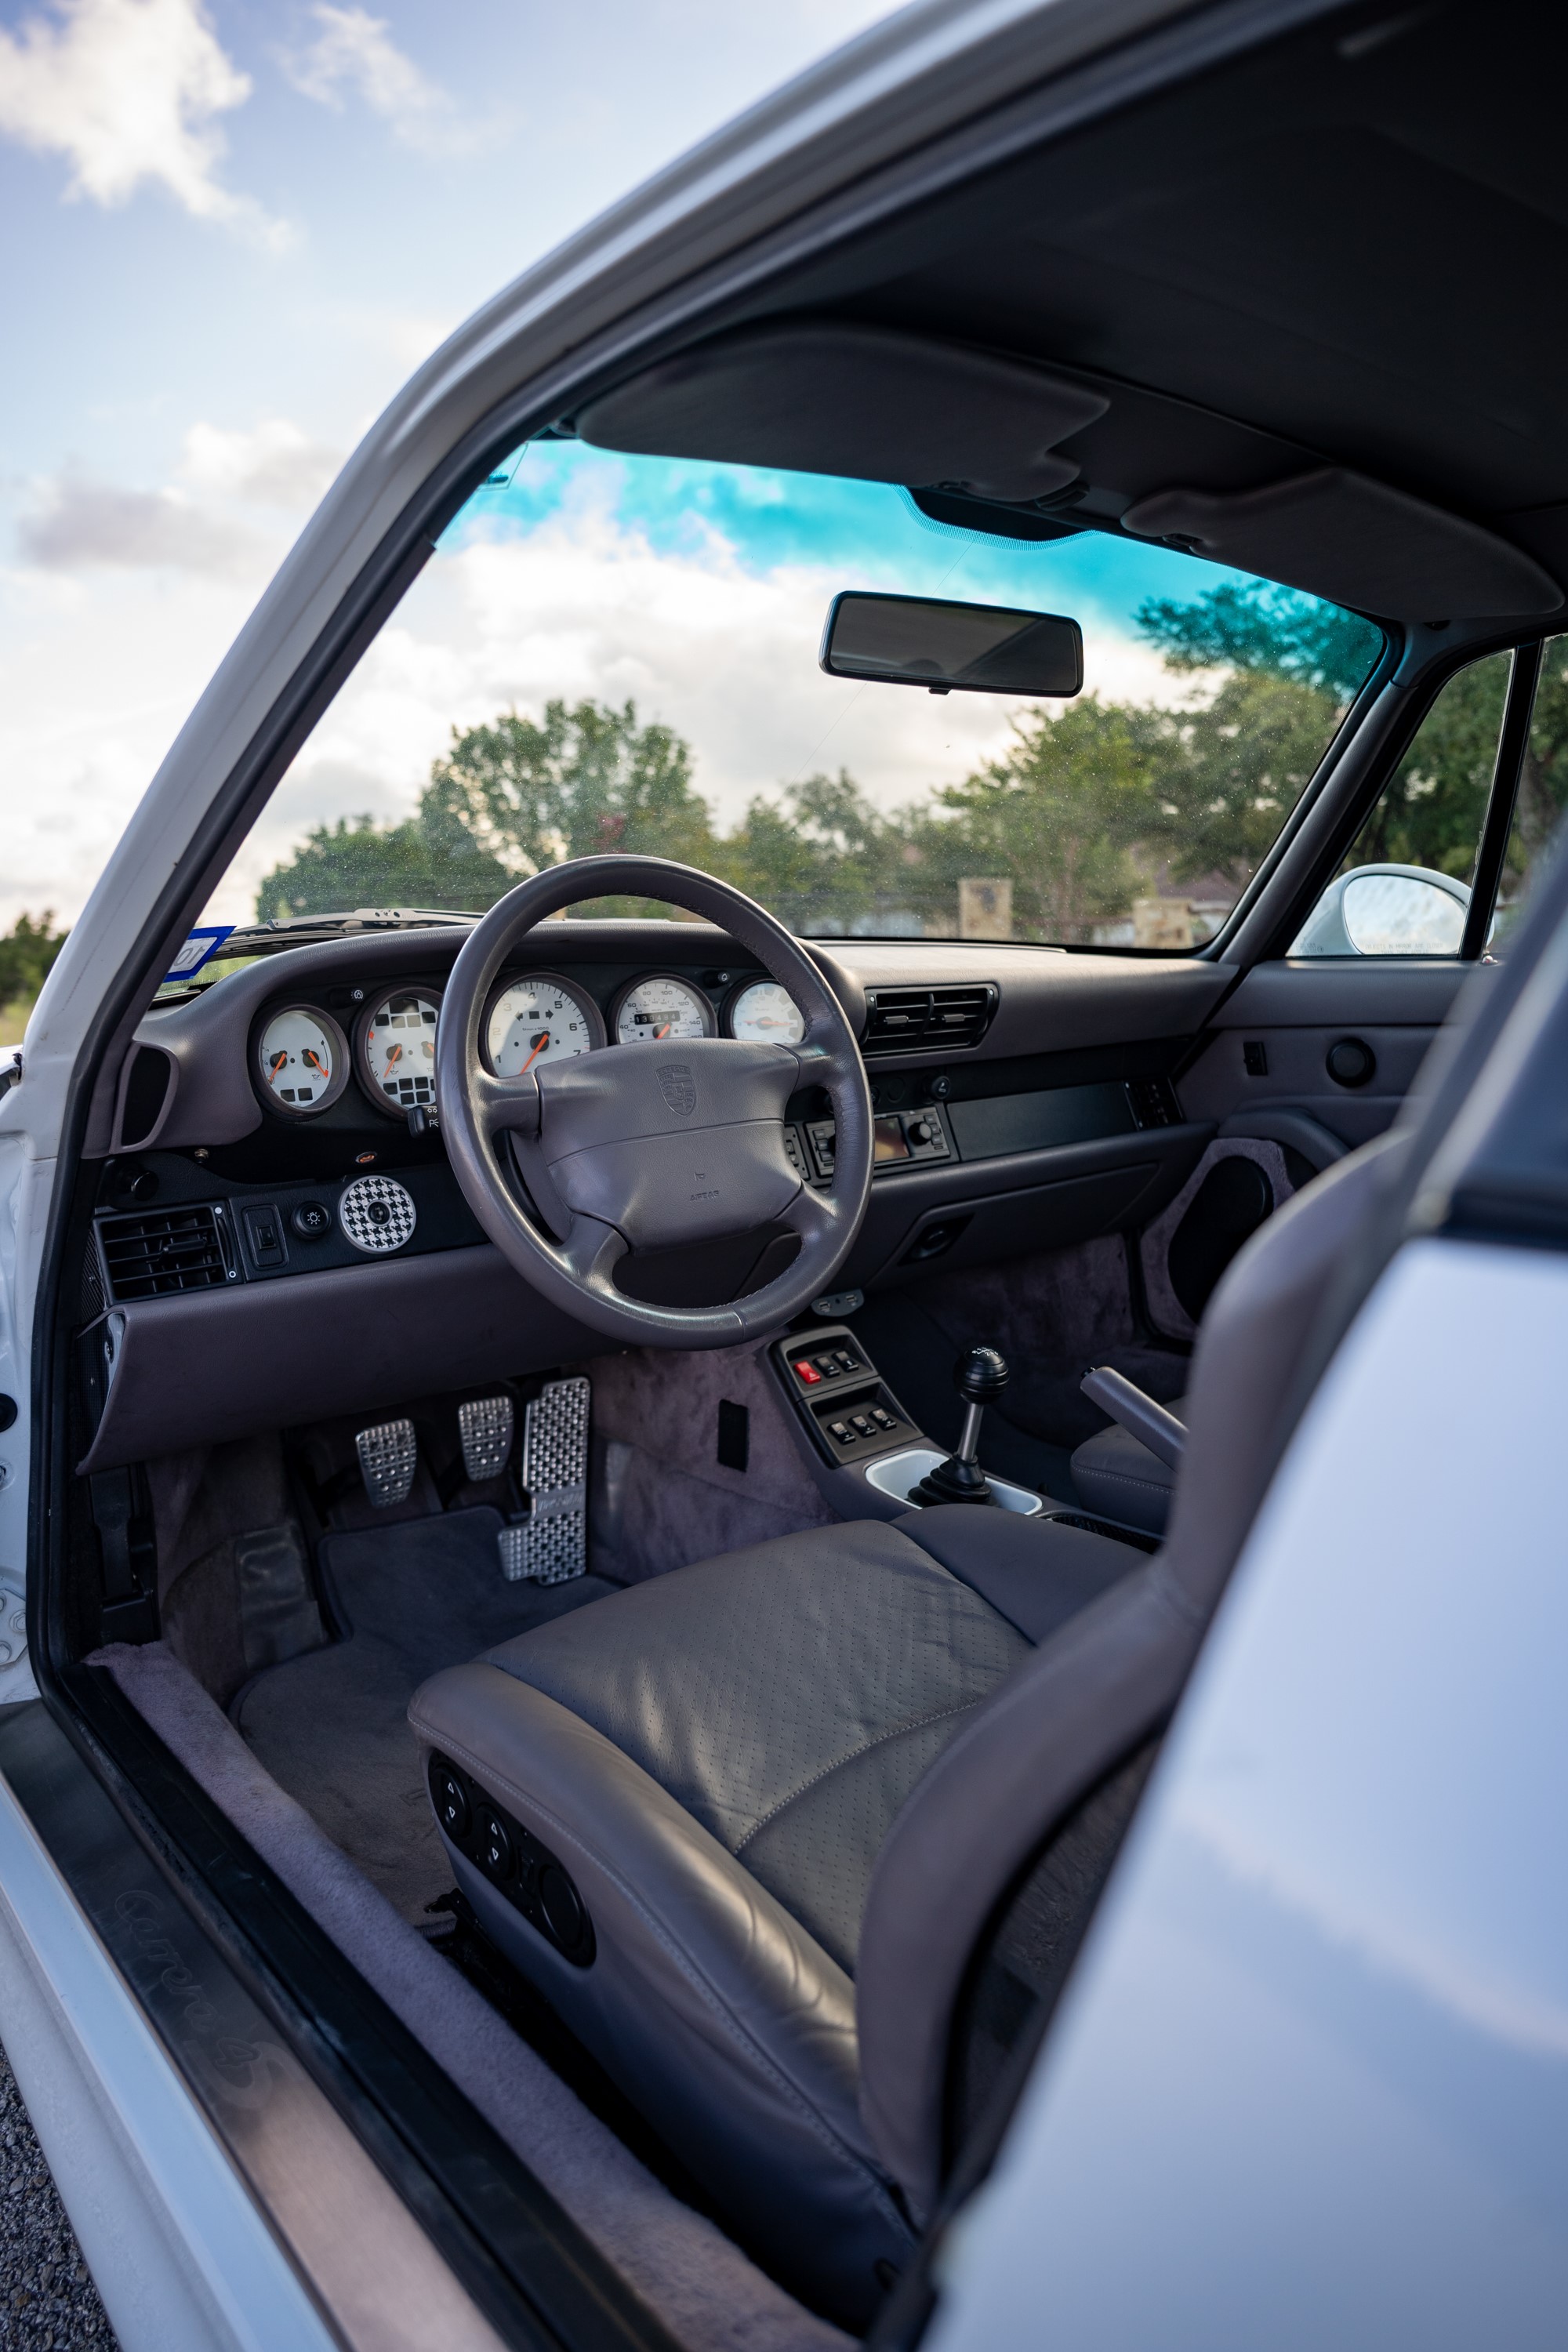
255;1005;350;1117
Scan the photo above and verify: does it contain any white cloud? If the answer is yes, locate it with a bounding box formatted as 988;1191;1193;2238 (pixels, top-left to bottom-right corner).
180;419;343;510
16;471;267;577
0;0;288;245
212;495;1177;920
281;5;475;157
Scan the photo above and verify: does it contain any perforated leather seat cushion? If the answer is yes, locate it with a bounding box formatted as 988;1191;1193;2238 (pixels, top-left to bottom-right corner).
481;1517;1032;1971
1071;1405;1184;1537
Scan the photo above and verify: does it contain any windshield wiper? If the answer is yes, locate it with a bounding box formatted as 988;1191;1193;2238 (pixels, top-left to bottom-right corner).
224;907;481;949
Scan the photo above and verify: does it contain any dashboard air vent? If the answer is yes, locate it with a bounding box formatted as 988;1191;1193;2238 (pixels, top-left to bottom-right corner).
862;983;996;1054
98;1204;230;1302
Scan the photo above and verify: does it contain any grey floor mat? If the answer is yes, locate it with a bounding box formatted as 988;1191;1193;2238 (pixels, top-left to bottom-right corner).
234;1506;614;1921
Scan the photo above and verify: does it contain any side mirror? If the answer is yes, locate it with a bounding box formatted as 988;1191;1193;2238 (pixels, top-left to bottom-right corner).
819;590;1083;698
1290;863;1471;956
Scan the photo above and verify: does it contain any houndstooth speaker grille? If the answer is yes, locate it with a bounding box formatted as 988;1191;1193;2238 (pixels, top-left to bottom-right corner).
499;1375;590;1584
339;1173;416;1254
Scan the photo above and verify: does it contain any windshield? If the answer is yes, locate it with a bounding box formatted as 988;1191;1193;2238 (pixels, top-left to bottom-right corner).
212;439;1382;950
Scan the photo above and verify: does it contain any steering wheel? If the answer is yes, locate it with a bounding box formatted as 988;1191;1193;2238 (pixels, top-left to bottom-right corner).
436;855;873;1347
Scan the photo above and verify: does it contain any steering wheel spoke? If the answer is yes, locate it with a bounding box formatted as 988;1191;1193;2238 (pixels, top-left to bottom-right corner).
473;1066;542;1142
560;1211;629;1294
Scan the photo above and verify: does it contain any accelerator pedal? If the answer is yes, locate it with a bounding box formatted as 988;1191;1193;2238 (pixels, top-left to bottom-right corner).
499;1375;590;1584
355;1417;417;1508
458;1393;515;1482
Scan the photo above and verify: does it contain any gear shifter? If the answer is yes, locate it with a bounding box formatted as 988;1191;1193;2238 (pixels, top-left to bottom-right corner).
910;1345;1010;1507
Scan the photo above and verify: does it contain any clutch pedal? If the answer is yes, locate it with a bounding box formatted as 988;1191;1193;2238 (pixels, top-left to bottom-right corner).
458;1393;514;1481
355;1417;417;1508
499;1376;590;1584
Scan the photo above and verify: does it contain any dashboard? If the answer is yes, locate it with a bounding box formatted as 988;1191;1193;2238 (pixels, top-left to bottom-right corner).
74;919;1229;1474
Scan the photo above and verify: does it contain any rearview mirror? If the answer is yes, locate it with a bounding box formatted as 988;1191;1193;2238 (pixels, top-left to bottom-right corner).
819;590;1083;697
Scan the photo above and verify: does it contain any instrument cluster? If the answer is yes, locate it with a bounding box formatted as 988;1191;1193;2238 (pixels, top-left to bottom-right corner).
250;965;808;1123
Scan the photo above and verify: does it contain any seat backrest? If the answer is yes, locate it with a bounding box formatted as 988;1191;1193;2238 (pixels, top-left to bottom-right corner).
855;1129;1406;2217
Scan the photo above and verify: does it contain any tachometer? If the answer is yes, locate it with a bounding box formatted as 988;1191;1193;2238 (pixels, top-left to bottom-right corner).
726;978;805;1044
486;972;604;1075
358;989;441;1117
256;1005;349;1117
612;974;714;1046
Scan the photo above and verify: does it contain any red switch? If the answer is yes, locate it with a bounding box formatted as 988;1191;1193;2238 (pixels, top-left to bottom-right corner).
793;1359;822;1385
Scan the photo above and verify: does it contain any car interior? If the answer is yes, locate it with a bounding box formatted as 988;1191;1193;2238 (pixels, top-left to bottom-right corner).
30;3;1568;2345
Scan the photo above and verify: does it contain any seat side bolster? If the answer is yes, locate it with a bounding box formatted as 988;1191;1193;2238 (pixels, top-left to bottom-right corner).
855;1566;1199;2214
408;1664;913;2288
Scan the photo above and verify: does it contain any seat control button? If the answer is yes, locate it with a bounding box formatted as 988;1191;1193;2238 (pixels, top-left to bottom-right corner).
476;1805;514;1882
432;1763;470;1841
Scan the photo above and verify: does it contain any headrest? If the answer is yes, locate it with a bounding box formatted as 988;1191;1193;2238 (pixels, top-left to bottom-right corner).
575;321;1109;504
1122;467;1559;620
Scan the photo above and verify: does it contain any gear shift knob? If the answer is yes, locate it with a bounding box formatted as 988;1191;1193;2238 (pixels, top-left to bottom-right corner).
956;1345;1009;1406
910;1345;1009;1508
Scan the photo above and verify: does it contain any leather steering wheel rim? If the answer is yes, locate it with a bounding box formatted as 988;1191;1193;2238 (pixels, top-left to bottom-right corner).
436;855;874;1348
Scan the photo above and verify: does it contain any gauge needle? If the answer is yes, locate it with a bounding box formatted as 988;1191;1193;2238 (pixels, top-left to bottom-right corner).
384;1044;402;1071
267;1052;287;1086
519;1030;550;1073
304;1049;328;1079
655;1024;671;1039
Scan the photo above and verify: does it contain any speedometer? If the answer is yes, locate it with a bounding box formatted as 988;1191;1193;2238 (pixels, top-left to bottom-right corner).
486;973;604;1075
726;978;805;1044
256;1005;349;1117
358;989;441;1116
612;974;715;1046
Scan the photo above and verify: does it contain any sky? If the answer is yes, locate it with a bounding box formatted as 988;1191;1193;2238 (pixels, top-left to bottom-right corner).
0;0;912;931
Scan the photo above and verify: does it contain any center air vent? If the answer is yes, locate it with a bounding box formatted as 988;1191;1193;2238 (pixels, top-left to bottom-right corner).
97;1204;232;1302
862;984;996;1054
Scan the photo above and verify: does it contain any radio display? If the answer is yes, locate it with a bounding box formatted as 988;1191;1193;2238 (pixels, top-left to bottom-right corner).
873;1114;911;1163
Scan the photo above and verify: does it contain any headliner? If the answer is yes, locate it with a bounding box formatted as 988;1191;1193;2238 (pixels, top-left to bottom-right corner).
574;0;1568;626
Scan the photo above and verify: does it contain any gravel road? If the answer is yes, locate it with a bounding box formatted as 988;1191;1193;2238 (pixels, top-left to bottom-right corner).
0;2044;117;2348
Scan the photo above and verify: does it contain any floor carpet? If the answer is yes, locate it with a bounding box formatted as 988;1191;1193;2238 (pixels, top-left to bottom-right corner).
234;1506;614;1920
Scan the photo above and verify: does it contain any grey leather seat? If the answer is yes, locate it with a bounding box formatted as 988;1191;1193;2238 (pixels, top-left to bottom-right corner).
411;1136;1399;2326
1071;1410;1181;1535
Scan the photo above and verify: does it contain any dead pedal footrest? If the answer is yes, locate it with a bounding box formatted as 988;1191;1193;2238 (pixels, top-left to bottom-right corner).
499;1376;590;1584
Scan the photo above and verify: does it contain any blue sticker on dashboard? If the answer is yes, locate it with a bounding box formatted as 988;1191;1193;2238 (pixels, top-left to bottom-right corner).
165;925;234;983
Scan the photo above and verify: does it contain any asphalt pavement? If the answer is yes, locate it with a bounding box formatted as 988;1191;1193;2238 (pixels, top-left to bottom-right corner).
0;2044;117;2348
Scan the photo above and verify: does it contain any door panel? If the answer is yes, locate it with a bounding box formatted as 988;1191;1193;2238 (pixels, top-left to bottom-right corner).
1180;959;1469;1150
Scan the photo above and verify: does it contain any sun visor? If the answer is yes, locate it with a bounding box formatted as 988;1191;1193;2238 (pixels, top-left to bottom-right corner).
575;324;1109;503
1121;468;1560;619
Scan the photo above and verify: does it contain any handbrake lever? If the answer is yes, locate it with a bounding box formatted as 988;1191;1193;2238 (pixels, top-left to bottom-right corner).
1080;1366;1187;1472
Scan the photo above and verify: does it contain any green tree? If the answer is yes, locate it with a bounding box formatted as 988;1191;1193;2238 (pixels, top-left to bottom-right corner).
931;697;1165;942
259;698;719;922
1348;649;1510;880
717;771;925;932
256;815;511;920
1136;579;1383;702
1156;669;1350;895
0;912;68;1032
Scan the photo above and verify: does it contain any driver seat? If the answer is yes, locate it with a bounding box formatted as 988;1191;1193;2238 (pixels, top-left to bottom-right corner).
410;1138;1397;2327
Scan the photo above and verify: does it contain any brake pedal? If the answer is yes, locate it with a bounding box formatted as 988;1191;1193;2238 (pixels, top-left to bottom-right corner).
355;1418;417;1508
499;1376;590;1584
458;1393;514;1481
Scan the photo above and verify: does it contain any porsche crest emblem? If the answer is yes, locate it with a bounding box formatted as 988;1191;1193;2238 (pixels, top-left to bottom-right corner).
656;1061;697;1116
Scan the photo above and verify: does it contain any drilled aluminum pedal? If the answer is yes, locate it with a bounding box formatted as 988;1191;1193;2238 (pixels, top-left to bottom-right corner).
499;1376;590;1584
355;1417;417;1508
458;1393;514;1482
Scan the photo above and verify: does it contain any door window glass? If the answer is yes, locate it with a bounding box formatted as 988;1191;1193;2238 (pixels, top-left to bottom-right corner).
1494;634;1568;951
1290;648;1512;956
